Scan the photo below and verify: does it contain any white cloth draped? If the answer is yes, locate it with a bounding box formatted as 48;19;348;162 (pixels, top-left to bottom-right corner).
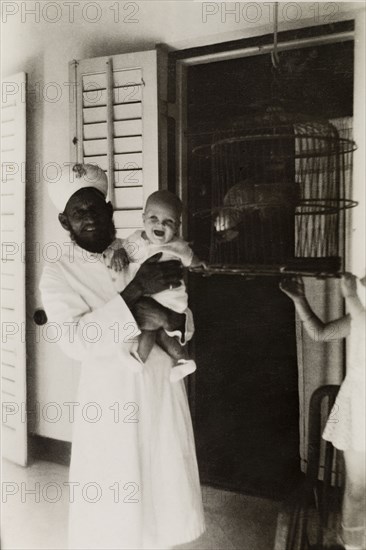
39;242;205;549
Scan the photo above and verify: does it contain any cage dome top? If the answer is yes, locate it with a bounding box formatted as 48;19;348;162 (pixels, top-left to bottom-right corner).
206;106;357;159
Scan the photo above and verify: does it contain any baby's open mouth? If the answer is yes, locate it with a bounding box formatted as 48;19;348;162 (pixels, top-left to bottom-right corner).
153;230;165;237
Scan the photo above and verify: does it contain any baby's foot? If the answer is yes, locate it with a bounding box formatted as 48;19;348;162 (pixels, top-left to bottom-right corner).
170;359;196;383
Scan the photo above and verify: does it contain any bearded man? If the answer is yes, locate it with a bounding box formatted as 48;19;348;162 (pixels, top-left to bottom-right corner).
39;163;205;550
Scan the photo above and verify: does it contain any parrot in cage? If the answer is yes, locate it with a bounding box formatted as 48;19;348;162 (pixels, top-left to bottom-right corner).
214;178;298;242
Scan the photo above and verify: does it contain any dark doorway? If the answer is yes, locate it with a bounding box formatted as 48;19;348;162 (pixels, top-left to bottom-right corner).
179;37;354;499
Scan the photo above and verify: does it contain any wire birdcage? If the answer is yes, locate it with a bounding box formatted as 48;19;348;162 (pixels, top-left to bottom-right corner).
190;107;357;278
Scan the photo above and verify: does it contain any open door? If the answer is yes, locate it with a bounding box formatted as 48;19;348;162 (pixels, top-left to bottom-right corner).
1;72;27;466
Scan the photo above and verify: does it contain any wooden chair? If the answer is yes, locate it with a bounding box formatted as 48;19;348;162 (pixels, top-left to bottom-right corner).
274;385;344;550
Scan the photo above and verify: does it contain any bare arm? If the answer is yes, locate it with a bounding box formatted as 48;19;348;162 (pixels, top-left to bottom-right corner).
279;277;351;341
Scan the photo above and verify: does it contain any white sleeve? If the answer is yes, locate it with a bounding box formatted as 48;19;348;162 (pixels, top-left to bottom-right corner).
39;265;140;362
179;242;194;267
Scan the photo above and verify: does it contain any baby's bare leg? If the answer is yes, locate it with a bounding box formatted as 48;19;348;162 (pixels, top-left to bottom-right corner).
156;328;187;361
156;329;196;383
136;330;157;363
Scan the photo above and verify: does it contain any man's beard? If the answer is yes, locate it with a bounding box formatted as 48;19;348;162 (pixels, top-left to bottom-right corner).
69;222;116;253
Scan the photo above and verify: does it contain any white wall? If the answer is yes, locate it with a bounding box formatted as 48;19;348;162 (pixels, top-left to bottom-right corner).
2;0;364;441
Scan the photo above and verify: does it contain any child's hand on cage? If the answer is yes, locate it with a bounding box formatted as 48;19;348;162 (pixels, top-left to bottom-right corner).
340;272;358;298
111;248;130;271
279;276;305;301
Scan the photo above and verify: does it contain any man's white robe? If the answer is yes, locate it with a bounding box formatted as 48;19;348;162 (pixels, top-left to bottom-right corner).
39;242;205;549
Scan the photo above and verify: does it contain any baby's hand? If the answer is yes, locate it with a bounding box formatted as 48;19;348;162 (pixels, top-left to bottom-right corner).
279;276;305;300
190;255;208;269
340;272;358;298
111;248;130;271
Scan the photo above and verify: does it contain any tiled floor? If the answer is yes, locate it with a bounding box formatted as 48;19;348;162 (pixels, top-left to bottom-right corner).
1;459;280;549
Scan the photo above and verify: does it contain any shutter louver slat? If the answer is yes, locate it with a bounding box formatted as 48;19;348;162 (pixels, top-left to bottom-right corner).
1;213;16;231
1;194;16;214
83;86;142;108
113;103;142;120
2;403;18;428
114;210;142;228
1;181;17;195
1;260;16;275
1;151;18;164
85;153;143;171
1;105;16;123
114;136;142;154
0;308;16;322
114;170;143;188
84;120;143;140
1;119;16;137
1;272;15;286
2;355;16;372
82;68;142;90
1;289;16;308
83;103;142;124
83;137;143;157
114;187;143;209
2;338;16;353
1;135;16;150
116;228;141;239
2;365;16;383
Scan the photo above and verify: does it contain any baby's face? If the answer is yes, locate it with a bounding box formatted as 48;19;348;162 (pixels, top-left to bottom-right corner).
143;202;179;245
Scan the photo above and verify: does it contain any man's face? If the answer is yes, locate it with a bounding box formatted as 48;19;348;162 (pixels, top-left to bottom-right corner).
59;188;115;253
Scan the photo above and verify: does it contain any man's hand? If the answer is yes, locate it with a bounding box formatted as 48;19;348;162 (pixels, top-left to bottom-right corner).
131;297;185;332
120;253;183;313
134;253;183;295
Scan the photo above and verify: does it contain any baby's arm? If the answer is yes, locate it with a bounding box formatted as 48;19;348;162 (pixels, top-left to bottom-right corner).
279;276;351;341
190;253;207;269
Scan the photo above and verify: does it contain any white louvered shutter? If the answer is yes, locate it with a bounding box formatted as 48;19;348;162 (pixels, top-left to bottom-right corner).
70;49;167;238
1;72;27;465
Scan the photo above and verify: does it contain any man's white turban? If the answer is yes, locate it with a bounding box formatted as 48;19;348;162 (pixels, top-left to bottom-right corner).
48;163;108;213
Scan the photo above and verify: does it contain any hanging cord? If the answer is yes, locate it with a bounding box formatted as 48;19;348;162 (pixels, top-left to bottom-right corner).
270;2;282;102
271;2;280;69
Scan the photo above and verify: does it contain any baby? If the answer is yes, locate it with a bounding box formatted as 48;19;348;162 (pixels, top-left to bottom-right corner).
112;190;204;383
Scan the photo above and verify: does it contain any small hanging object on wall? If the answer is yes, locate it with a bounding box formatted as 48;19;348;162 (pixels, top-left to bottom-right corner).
190;4;357;278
